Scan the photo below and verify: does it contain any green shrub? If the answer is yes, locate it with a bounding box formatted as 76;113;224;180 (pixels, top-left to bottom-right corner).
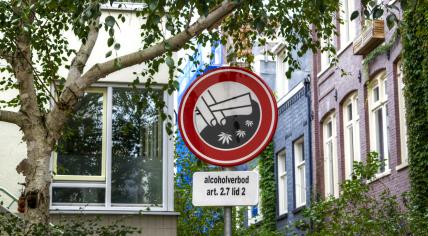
0;213;140;236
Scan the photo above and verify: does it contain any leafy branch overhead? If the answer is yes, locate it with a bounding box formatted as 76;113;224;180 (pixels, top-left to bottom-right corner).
350;0;401;29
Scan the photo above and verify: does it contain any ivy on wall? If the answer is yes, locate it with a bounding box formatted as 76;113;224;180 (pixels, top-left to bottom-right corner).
402;0;428;223
258;143;277;233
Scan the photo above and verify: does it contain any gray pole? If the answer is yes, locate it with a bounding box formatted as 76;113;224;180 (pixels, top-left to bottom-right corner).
224;206;232;236
224;167;233;236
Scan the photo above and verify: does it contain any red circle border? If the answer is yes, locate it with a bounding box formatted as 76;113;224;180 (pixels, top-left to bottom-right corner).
178;67;278;167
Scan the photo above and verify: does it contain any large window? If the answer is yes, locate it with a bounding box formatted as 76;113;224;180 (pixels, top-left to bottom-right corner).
397;61;408;167
277;149;287;215
275;49;289;100
294;138;306;208
339;0;357;49
320;32;334;73
343;93;360;179
323;113;339;197
52;86;170;210
368;72;390;174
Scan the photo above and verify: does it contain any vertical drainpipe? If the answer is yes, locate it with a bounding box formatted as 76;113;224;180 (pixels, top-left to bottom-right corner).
304;76;313;206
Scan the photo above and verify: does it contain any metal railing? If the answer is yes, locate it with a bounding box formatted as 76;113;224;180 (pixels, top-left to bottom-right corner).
0;186;18;211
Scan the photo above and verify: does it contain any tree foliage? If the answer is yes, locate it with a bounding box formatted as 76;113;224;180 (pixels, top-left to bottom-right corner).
294;152;427;235
401;0;428;226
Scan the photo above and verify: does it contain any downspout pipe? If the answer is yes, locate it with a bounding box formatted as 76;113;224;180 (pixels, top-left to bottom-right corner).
304;76;313;206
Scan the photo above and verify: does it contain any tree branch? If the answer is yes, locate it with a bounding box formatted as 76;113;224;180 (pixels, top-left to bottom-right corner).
0;110;25;127
45;16;100;141
78;0;238;91
64;16;100;87
46;0;238;142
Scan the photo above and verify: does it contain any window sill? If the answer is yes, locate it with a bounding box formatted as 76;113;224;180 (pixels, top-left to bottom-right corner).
369;169;391;183
337;41;353;57
292;205;306;214
317;64;333;78
50;209;179;216
277;212;288;221
396;162;408;171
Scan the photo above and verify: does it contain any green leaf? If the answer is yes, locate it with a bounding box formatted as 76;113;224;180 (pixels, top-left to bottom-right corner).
114;43;121;50
372;7;384;19
165;57;174;68
386;14;397;29
350;11;359;21
107;37;114;47
105;16;115;27
149;0;158;11
105;51;112;58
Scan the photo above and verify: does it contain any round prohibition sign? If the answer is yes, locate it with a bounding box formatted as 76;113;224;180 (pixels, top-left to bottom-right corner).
178;67;278;167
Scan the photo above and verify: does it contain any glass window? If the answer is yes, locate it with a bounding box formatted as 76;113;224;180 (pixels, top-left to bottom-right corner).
111;88;163;205
343;93;360;179
397;61;408;166
368;72;390;173
277;150;287;215
52;188;105;205
294;138;306;207
52;87;166;209
323;113;339;197
320;36;334;72
275;50;289;99
55;88;107;181
339;0;357;48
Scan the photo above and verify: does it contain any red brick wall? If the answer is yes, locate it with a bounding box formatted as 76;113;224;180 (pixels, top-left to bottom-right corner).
311;1;409;198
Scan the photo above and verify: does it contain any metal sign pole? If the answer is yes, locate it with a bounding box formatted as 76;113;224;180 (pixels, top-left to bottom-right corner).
224;167;233;236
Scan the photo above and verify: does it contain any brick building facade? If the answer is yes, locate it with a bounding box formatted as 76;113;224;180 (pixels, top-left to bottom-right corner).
311;0;409;200
272;43;313;232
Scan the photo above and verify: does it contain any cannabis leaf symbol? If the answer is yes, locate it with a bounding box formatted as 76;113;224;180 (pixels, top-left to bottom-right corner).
236;130;246;138
218;132;232;145
245;120;254;127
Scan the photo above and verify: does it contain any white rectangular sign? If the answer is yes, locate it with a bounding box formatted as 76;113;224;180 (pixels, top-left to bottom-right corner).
192;171;259;206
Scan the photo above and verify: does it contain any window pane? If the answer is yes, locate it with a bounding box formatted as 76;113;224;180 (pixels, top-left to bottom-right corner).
373;86;380;102
111;88;163;205
57;92;104;176
327;121;332;138
347;103;353;121
52;188;105;204
348;126;354;163
375;108;385;172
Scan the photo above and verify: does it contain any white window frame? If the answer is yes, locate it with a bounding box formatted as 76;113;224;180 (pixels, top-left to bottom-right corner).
368;72;390;175
396;61;408;168
50;84;175;213
294;138;306;208
275;49;289;100
323;113;339;198
339;0;357;50
319;35;334;74
52;88;108;181
277;149;287;215
343;93;360;179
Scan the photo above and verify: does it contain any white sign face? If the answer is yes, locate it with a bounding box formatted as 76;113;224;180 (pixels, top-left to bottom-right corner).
192;171;259;206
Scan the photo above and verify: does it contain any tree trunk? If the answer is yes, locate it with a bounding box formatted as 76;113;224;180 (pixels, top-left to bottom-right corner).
17;125;53;225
